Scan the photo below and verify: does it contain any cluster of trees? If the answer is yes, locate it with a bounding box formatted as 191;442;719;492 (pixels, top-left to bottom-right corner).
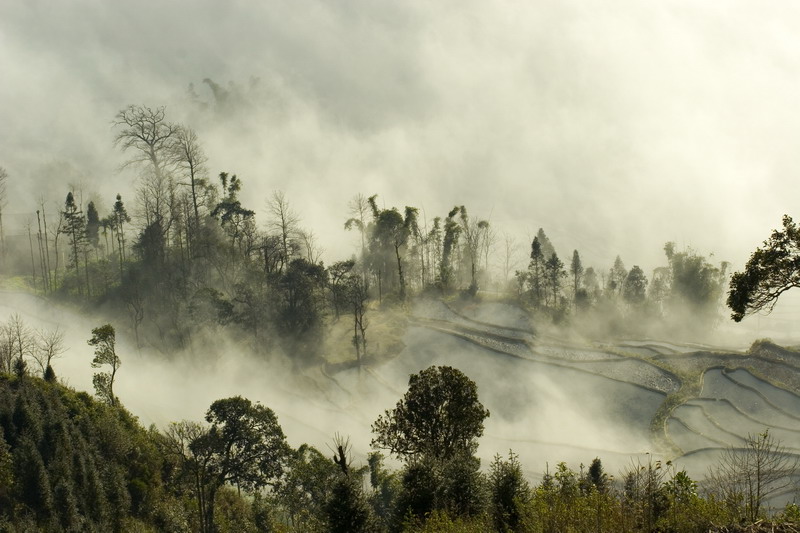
0;102;742;368
514;229;730;336
1;356;798;532
0;314;65;380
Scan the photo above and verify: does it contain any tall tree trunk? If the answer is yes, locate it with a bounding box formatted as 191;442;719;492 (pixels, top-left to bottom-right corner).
395;243;405;301
27;225;37;291
83;249;91;299
42;208;52;291
36;211;48;293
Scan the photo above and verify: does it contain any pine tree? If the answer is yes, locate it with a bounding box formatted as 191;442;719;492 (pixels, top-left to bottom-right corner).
60;192;87;295
570;250;584;309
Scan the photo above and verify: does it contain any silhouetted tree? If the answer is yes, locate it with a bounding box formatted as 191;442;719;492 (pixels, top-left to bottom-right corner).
728;215;800;322
88;324;120;406
61;192;87;295
194;396;289;532
545;252;566;307
440;208;461;291
114;105;178;182
609;255;627;297
570;250;584;310
535;228;556;260
528;237;545;307
170;125;208;239
267;190;300;273
623;265;648;305
371;365;489;462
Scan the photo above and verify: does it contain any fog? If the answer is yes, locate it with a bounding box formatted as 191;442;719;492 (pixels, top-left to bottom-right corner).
0;291;662;480
2;0;800;488
3;1;800;274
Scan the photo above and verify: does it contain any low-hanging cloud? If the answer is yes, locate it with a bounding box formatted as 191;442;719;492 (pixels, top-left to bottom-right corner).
2;1;800;280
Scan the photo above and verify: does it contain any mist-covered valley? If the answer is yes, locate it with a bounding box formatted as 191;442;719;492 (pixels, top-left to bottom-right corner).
3;2;800;531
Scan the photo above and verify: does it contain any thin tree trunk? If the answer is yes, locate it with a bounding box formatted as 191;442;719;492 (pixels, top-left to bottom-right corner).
27;225;37;291
42;208;52;291
36;211;48;293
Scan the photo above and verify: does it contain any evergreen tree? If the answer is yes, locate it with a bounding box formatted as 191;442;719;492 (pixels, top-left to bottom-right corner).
545;252;566;307
490;451;530;532
535;228;556;260
85;201;100;250
528;237;545;307
570;250;584;309
60;192;87;295
623;265;648;305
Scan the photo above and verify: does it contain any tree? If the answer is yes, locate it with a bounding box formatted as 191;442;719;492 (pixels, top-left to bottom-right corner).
276;258;329;356
371;365;490;462
88;324;121;406
570;250;584;309
664;242;728;327
324;437;378;533
367;196;419;301
111;194;131;273
61;192;87;295
490;451;531;532
113;105;177;181
344;193;371;286
267;190;300;273
440;208;462;291
544;252;566;307
170;125;208;236
623;265;648;305
339;265;368;365
5;314;34;376
528;237;545;306
212;173;255;252
728;215;800;322
609;255;627;296
32;327;65;379
273;444;339;529
707;430;799;523
535;228;556;260
194;396;289;532
86;201;100;250
329;259;355;320
458;206;489;293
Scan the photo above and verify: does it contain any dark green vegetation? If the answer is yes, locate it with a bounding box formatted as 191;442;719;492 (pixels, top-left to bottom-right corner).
729;215;800;323
1;363;799;532
0;107;799;531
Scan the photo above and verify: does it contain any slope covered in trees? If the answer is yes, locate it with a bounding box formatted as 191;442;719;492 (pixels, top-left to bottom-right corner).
1;363;799;532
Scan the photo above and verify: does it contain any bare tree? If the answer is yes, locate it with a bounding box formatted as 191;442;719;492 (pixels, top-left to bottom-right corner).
706;430;800;522
297;229;324;264
32;327;66;377
114;105;178;181
501;232;522;288
5;314;35;374
170;125;208;235
267;190;300;272
0;322;13;373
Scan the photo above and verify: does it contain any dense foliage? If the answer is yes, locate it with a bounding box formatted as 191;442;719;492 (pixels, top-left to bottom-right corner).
728;215;800;322
0;362;798;532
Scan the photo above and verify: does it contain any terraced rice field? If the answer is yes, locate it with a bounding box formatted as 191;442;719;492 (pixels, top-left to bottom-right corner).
361;298;800;491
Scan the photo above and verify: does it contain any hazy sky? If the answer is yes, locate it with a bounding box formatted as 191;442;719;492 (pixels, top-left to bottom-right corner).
2;0;800;275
